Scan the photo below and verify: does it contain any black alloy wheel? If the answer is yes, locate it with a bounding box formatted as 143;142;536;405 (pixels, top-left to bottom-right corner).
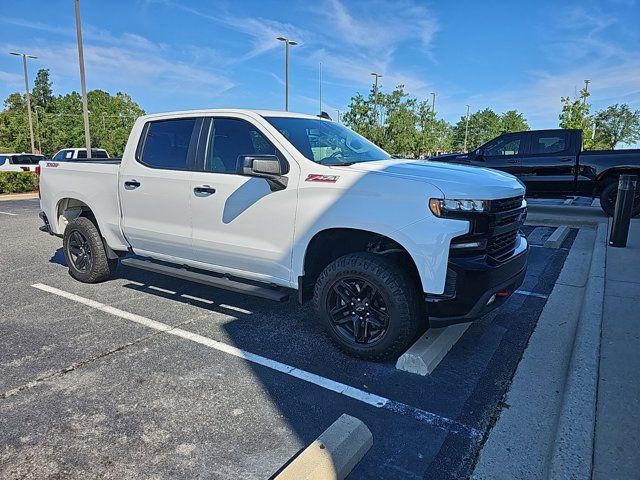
327;276;389;346
67;230;93;273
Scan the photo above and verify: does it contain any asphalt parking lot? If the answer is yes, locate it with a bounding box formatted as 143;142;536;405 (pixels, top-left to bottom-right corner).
1;198;577;479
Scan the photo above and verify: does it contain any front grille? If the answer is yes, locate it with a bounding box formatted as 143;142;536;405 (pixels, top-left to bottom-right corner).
487;230;518;260
489;196;524;212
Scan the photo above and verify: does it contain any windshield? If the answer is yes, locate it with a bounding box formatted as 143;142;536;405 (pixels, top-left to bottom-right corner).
265;117;391;165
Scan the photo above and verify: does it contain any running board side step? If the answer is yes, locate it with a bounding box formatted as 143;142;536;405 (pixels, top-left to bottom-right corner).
120;258;290;302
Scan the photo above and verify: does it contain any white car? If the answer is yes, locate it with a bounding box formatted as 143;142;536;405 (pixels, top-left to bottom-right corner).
51;148;110;161
0;153;45;172
38;109;529;359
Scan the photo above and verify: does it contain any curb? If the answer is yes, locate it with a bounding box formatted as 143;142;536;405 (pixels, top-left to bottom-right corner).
544;225;570;249
396;322;471;376
0;192;39;202
547;222;607;479
274;414;372;480
473;223;606;479
526;204;607;227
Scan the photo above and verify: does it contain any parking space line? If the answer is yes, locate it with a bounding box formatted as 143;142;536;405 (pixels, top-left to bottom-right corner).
514;290;549;299
0;211;18;216
31;282;481;439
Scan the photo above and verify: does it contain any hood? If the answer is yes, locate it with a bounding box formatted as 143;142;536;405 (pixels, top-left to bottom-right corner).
334;159;525;200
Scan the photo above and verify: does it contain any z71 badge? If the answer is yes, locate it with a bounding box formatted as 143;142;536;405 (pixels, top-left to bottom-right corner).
305;174;339;183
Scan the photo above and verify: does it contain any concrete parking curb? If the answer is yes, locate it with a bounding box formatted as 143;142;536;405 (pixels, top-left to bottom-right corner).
396;323;471;376
527;204;607;227
274;414;372;480
544;225;570;248
473;222;606;479
548;222;606;479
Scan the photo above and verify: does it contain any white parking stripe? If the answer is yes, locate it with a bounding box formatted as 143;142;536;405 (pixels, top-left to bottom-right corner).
32;283;481;439
514;289;549;299
0;211;17;216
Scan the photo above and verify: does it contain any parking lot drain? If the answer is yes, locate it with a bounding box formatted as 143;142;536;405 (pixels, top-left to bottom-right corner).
396;323;471;376
274;414;372;480
31;283;481;440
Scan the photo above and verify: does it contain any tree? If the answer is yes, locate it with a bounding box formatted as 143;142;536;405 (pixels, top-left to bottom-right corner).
0;74;144;156
32;69;54;112
559;87;594;149
451;108;502;151
500;110;529;133
593;104;640;149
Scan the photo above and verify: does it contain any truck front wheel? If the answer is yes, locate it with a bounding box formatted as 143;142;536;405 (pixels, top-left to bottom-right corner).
313;252;422;361
63;217;117;283
599;180;640;217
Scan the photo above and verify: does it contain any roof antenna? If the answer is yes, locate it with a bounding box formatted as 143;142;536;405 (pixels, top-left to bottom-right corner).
318;111;332;120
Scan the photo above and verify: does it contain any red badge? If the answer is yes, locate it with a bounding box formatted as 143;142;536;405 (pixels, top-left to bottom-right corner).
306;174;338;183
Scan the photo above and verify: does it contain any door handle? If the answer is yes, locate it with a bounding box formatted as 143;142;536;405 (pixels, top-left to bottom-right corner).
124;180;141;190
194;185;216;196
559;157;573;162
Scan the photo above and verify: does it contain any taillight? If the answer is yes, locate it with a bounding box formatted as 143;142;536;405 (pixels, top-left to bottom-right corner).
35;166;41;175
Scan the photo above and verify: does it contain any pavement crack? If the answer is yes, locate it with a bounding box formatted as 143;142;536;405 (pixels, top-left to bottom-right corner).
0;316;203;401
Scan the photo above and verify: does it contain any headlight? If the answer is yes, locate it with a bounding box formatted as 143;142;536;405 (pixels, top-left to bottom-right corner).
429;198;487;217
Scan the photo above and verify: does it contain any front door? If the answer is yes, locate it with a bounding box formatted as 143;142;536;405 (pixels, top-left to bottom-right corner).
189;116;299;285
472;132;524;175
119;117;202;260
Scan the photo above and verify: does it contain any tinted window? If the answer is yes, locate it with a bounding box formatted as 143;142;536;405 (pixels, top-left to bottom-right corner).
77;150;87;159
140;118;198;170
52;151;64;161
0;156;8;165
205;118;277;173
530;133;568;154
11;155;44;165
266;117;390;165
93;150;109;159
484;136;521;156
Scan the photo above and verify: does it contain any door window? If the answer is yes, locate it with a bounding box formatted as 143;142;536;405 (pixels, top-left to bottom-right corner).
530;132;568;154
139;118;199;170
205;118;277;173
484;135;522;156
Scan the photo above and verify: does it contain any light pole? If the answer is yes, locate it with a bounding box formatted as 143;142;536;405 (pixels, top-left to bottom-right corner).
276;36;298;111
319;61;322;114
463;104;471;152
34;106;43;154
10;52;37;154
430;92;436;116
74;0;91;154
371;72;383;122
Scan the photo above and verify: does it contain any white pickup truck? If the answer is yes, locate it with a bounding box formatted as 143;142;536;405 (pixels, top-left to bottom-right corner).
39;109;529;360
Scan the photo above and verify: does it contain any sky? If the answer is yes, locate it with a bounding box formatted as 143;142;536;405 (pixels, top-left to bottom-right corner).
0;0;639;130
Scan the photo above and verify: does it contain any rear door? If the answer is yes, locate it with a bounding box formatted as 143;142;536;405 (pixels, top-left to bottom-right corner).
473;133;524;175
119;116;203;260
188;115;299;284
518;130;576;194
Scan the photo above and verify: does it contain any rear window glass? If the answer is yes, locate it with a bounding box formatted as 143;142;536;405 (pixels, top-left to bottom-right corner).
140;118;198;170
530;133;568;154
11;155;44;165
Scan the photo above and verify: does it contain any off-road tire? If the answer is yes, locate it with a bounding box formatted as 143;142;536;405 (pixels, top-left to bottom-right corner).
599;180;640;217
63;217;117;283
313;252;422;361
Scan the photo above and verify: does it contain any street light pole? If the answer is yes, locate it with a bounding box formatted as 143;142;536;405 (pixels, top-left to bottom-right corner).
276;36;298;111
371;72;382;122
430;92;436;116
463;104;471;152
74;0;91;154
10;52;37;153
319;61;322;114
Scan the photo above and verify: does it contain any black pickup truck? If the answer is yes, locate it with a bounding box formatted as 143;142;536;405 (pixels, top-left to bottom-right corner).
433;129;640;216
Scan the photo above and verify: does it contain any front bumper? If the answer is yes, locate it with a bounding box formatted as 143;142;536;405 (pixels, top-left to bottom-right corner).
426;234;529;327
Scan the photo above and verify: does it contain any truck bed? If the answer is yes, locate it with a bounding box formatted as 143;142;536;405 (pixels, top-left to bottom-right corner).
39;160;128;251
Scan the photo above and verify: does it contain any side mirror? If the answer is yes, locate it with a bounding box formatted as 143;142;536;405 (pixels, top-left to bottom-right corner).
237;155;288;191
474;148;484;161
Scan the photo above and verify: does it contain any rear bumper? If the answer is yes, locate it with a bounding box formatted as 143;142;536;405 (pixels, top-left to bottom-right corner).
426;234;529;327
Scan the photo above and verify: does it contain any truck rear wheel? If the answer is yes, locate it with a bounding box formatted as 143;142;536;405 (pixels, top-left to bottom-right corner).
63;217;117;283
600;180;640;217
313;252;422;361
